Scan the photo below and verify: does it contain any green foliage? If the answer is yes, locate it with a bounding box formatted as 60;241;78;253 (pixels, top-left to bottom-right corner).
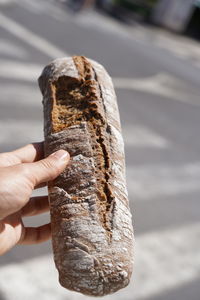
114;0;159;17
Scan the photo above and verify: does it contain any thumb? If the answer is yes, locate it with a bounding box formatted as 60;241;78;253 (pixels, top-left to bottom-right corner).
24;149;70;187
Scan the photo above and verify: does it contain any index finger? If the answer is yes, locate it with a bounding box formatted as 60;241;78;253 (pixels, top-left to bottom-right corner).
18;223;51;245
12;142;44;163
0;142;44;168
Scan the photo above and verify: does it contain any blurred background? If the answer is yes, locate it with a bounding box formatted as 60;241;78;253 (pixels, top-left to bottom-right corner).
0;0;200;299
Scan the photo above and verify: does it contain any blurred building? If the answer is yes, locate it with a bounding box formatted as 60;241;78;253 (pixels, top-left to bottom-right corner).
153;0;200;38
96;0;159;21
96;0;200;38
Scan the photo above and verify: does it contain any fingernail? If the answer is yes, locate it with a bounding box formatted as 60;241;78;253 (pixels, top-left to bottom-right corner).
50;150;69;161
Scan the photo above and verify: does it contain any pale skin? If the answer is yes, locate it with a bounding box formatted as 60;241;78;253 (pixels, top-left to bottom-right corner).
0;142;70;256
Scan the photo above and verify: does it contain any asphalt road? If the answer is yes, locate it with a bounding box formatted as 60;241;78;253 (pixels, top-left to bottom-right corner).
0;1;200;300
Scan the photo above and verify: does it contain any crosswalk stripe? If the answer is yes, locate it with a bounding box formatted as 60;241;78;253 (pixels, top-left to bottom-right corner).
0;39;29;59
1;120;199;201
123;125;169;148
0;58;199;108
0;120;43;146
113;73;200;107
1;84;41;106
0;0;14;5
17;0;68;22
126;163;200;199
0;223;199;300
0;60;42;81
132;222;200;300
0;12;68;59
0;117;170;151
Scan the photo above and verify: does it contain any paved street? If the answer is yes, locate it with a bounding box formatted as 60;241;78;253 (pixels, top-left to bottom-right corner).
0;1;200;300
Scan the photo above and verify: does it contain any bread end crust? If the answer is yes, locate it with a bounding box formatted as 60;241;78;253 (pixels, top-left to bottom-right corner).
39;56;134;296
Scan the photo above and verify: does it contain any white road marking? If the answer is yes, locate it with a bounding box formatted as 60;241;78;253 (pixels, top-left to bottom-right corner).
0;12;68;59
113;73;200;107
0;59;199;108
0;254;78;300
0;39;29;59
0;223;199;300
72;10;200;66
1;106;198;201
114;17;200;66
76;10;131;38
0;120;43;146
126;162;200;200
5;1;198;66
132;222;200;300
123;125;169;148
18;0;45;14
156;36;193;60
1;84;41;106
0;0;14;5
0;117;169;150
17;0;67;22
0;60;42;81
148;30;200;64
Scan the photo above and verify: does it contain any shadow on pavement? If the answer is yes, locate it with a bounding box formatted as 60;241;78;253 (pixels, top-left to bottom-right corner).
1;214;52;266
0;291;6;300
146;278;200;300
131;190;200;235
1;242;51;266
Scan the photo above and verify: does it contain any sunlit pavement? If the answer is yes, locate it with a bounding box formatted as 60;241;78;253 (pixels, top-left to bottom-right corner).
0;1;200;300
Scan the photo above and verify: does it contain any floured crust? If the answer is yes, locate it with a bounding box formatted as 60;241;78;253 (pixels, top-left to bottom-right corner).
39;56;134;296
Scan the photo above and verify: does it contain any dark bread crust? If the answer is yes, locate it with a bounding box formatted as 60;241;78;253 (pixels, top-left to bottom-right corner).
39;56;134;296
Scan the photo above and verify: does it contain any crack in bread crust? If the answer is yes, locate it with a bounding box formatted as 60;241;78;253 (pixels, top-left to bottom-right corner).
51;56;114;238
39;56;134;296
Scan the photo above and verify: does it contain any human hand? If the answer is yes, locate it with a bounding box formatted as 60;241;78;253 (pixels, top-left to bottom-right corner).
0;143;69;255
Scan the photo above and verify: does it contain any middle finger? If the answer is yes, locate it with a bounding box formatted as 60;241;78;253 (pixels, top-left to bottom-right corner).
21;196;49;217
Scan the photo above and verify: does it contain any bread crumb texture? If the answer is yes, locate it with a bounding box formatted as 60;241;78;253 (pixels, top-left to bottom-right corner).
52;56;113;236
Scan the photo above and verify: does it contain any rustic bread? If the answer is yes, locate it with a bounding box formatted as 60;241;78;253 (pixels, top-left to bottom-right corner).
38;56;134;296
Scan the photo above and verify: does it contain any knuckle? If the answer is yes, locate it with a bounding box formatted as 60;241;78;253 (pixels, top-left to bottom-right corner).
19;164;30;178
0;153;20;167
20;164;35;189
40;158;53;170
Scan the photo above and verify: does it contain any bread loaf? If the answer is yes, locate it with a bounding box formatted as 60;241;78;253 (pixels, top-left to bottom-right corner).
38;56;134;296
